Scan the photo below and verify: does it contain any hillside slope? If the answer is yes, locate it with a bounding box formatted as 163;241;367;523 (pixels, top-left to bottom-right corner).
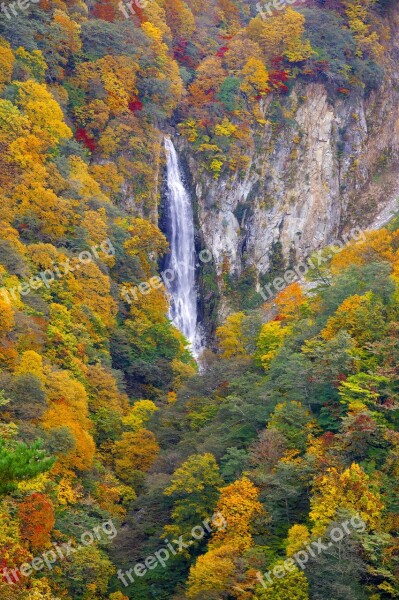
0;1;398;599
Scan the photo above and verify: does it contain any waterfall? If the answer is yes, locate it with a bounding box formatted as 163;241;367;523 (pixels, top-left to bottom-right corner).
164;137;200;357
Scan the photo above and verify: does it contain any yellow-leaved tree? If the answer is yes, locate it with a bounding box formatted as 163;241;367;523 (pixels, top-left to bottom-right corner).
255;320;289;370
123;217;168;277
321;292;386;345
15;80;72;147
309;463;383;536
240;57;270;101
187;476;263;597
344;0;384;60
112;429;160;482
42;370;95;472
0;38;14;91
216;312;247;359
246;8;314;63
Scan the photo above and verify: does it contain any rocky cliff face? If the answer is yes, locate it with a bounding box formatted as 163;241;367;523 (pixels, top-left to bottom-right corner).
174;11;399;318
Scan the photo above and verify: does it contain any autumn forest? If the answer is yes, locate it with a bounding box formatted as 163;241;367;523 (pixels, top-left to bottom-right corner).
0;0;398;598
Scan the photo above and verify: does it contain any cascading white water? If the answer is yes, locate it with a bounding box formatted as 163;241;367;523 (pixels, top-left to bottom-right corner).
164;137;200;356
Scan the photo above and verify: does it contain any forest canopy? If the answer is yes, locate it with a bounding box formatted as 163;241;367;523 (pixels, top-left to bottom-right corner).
0;0;398;598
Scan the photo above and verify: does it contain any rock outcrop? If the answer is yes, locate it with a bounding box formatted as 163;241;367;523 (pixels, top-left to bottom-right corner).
172;10;399;318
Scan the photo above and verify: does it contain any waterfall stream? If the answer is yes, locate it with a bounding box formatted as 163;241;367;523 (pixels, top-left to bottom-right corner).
164;137;200;357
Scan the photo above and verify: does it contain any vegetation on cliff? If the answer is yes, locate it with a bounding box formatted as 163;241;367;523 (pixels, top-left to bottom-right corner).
0;0;397;598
